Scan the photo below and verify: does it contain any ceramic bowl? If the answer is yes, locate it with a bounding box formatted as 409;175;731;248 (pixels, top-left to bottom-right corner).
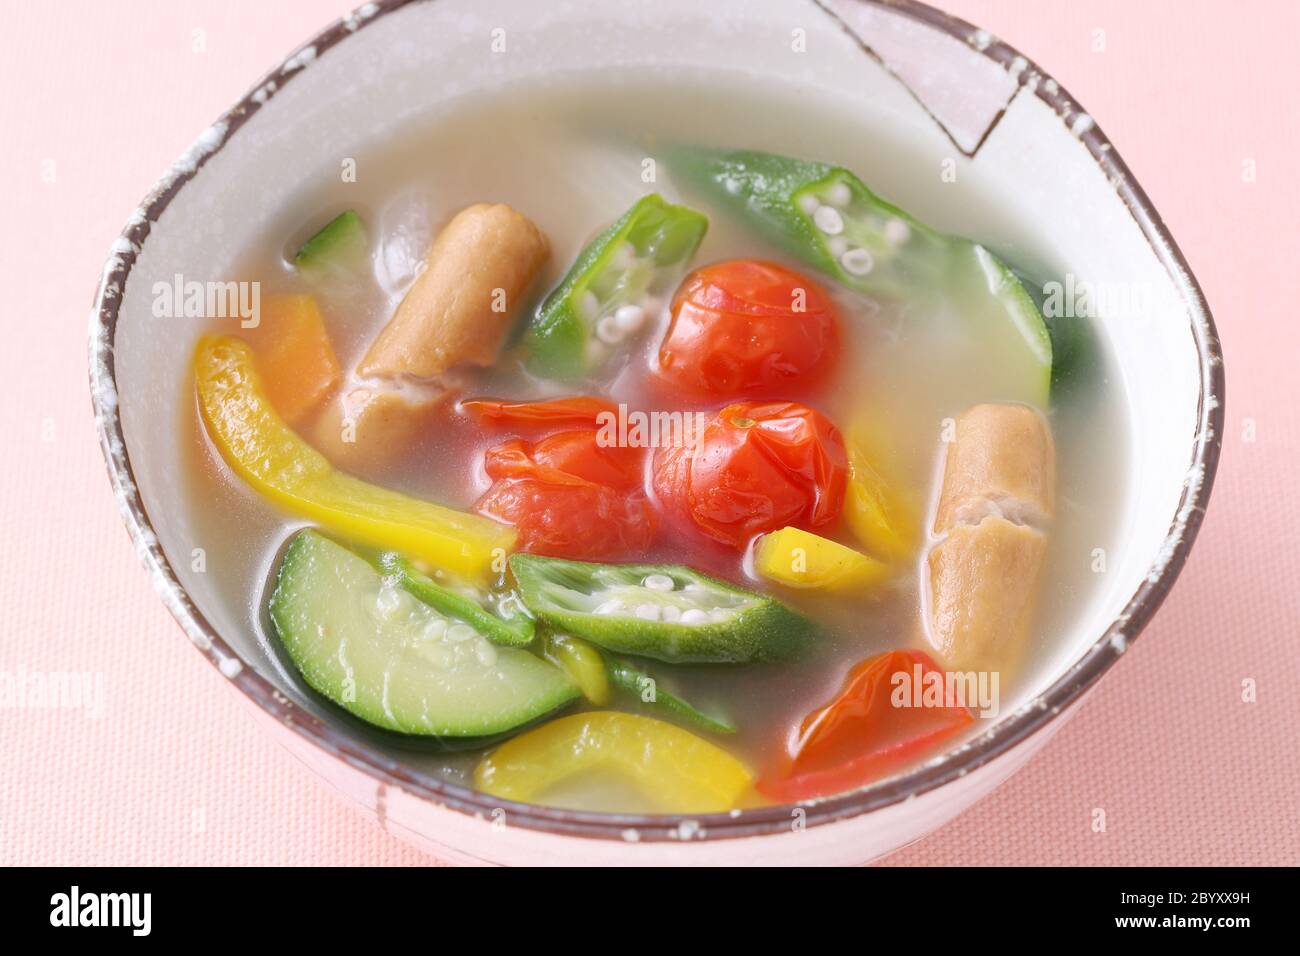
89;0;1223;865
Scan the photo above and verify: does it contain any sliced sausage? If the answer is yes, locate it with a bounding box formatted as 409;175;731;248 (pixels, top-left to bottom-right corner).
359;202;549;380
933;403;1054;533
312;203;548;472
923;403;1055;675
310;384;450;476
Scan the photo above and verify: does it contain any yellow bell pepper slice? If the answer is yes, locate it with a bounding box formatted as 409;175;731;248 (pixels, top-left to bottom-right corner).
193;336;514;581
542;634;610;705
754;526;890;592
844;422;918;563
474;711;754;813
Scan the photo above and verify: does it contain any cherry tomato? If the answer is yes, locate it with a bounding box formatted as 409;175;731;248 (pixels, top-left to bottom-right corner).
652;401;847;550
657;259;839;397
491;430;643;491
459;395;618;431
476;432;654;561
757;649;975;802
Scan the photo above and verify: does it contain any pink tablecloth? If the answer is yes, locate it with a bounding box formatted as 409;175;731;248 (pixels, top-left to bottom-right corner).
2;0;1295;865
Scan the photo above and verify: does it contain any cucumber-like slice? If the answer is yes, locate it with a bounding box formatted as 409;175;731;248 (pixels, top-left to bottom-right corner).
377;552;535;647
269;530;578;737
509;554;814;663
294;210;368;278
525;193;707;379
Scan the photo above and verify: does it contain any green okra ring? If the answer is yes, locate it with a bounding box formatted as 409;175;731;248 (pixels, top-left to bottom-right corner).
509;553;816;664
524;193;708;379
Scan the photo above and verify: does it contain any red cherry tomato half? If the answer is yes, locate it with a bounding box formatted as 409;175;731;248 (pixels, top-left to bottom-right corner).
657;259;839;397
475;432;654;561
757;649;975;803
532;431;641;490
651;401;847;550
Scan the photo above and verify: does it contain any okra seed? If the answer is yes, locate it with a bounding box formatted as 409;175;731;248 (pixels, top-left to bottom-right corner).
797;193;820;214
474;639;497;668
614;304;647;333
884;217;911;245
374;583;412;620
593;599;624;616
841;247;875;276
825;181;852;207
680;608;711;624
634;604;661;621
423;619;448;642
828;237;848;258
611;241;637;270
661;605;682;622
447;623;477;642
813;205;845;235
577;289;600;322
643;574;674;591
596;314;624;345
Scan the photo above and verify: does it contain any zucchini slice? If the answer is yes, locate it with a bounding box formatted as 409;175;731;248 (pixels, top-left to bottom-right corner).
269;530;578;737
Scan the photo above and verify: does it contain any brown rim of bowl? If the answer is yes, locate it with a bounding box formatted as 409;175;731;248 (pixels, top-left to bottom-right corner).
88;0;1224;844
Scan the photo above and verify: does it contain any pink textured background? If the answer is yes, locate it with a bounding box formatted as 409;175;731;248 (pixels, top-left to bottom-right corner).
2;0;1296;865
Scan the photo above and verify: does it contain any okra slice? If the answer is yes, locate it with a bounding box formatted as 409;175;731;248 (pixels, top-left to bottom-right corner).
671;148;1052;402
543;630;735;730
525;193;707;379
377;552;536;648
605;657;737;734
670;148;947;299
509;554;814;663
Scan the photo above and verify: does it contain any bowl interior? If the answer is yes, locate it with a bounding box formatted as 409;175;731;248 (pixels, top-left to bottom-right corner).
100;0;1216;829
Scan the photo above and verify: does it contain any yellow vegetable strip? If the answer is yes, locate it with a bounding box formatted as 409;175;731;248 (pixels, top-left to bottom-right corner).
194;336;514;581
474;712;753;814
843;421;918;563
542;634;610;705
754;526;890;592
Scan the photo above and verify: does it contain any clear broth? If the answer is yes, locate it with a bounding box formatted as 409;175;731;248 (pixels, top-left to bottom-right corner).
183;71;1129;809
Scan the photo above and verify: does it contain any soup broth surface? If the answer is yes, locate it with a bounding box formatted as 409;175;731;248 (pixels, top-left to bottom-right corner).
182;70;1129;811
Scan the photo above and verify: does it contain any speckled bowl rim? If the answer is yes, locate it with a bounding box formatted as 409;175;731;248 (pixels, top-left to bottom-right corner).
88;0;1224;845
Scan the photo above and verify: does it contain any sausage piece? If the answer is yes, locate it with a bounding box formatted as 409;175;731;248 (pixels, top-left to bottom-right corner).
359;203;549;380
312;203;548;472
923;404;1055;675
934;403;1054;533
310;385;449;476
926;516;1048;673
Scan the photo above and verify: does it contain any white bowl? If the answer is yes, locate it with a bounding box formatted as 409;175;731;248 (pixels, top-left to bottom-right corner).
89;0;1223;865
